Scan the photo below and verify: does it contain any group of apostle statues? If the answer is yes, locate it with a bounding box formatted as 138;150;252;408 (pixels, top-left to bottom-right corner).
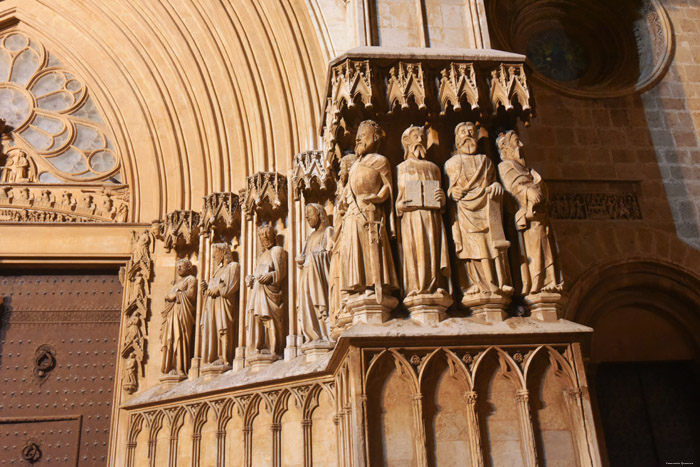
159;120;563;377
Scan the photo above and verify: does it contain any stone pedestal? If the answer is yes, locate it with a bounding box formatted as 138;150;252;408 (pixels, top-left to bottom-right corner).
159;372;186;387
348;294;399;326
404;292;453;325
463;293;510;322
247;351;278;371
201;361;231;379
233;346;246;371
284;334;300;360
301;340;334;362
525;292;566;322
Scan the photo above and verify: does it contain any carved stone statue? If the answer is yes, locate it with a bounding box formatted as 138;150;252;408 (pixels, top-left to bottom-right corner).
1;148;36;183
245;224;287;357
445;122;513;309
329;154;355;336
200;243;240;367
396;125;452;320
297;204;334;344
160;258;197;377
497;130;563;295
337;120;399;317
124;354;138;393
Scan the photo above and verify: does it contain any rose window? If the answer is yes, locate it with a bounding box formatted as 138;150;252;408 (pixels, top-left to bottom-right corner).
0;30;122;183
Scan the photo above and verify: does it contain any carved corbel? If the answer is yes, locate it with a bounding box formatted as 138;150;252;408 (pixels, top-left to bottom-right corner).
200;192;241;236
241;172;287;222
292;150;332;200
386;62;427;113
489;63;533;121
159;210;201;253
438;62;480;115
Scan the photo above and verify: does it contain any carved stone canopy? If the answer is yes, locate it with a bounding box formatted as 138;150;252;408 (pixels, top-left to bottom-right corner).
200;192;241;236
241;172;287;221
291;150;331;200
320;47;534;168
158;210;201;253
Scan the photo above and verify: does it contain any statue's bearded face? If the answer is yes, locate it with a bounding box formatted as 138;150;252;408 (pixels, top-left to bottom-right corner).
213;247;225;265
456;125;478;155
405;128;427;159
259;229;276;250
305;205;321;229
500;133;524;162
355;126;377;156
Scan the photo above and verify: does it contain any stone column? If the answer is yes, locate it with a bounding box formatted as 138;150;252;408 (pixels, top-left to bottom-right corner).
515;390;538;467
464;391;484;467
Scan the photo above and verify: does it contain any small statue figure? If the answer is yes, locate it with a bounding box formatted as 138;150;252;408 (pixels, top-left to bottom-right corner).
200;243;240;367
160;258;197;376
1;148;36;183
245;225;287;357
123;353;139;393
445;122;513;304
337;120;398;309
396;125;452;314
297;204;334;344
497;130;563;295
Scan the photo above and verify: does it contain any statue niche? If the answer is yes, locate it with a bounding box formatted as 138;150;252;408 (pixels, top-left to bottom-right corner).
160;258;197;381
297;203;334;348
337;120;399;322
200;242;240;370
445;122;513;313
496;130;564;297
396;125;452;323
245;224;287;361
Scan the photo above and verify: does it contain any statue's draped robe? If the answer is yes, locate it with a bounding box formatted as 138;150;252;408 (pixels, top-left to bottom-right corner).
298;226;333;342
246;246;287;354
445;153;500;260
160;275;197;374
201;261;240;364
339;153;398;294
396;158;451;296
499;160;560;294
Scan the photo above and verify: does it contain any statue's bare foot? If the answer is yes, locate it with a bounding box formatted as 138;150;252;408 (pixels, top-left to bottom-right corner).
500;285;514;295
466;285;481;295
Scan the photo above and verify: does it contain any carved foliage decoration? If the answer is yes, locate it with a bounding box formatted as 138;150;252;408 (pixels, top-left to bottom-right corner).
201;191;241;235
292;150;331;200
159;210;201;253
119;227;157;394
489;63;532;115
0;30;123;183
0;184;128;223
387;62;427;113
438;62;480;115
241;171;287;221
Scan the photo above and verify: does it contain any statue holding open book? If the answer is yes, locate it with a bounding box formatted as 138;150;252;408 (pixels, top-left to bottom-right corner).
396;125;452;322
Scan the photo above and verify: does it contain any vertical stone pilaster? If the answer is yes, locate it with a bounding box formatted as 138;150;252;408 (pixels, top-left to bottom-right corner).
515;390;538;467
411;393;428;466
464;391;484;467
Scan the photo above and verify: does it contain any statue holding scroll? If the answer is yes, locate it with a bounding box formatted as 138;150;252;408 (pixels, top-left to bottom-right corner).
245;225;287;356
160;258;197;376
497;130;563;295
337;120;399;312
297;204;333;343
200;243;240;367
445;122;513;304
396;125;452;316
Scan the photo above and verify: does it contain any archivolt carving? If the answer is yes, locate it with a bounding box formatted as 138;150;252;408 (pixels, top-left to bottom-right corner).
0;184;128;223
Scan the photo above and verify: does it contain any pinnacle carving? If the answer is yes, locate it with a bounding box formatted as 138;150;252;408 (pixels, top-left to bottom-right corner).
331;59;374;110
292;150;331;200
489;63;532;115
438;62;479;115
200;192;241;235
241;171;287;221
158;210;201;253
387;62;427;113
